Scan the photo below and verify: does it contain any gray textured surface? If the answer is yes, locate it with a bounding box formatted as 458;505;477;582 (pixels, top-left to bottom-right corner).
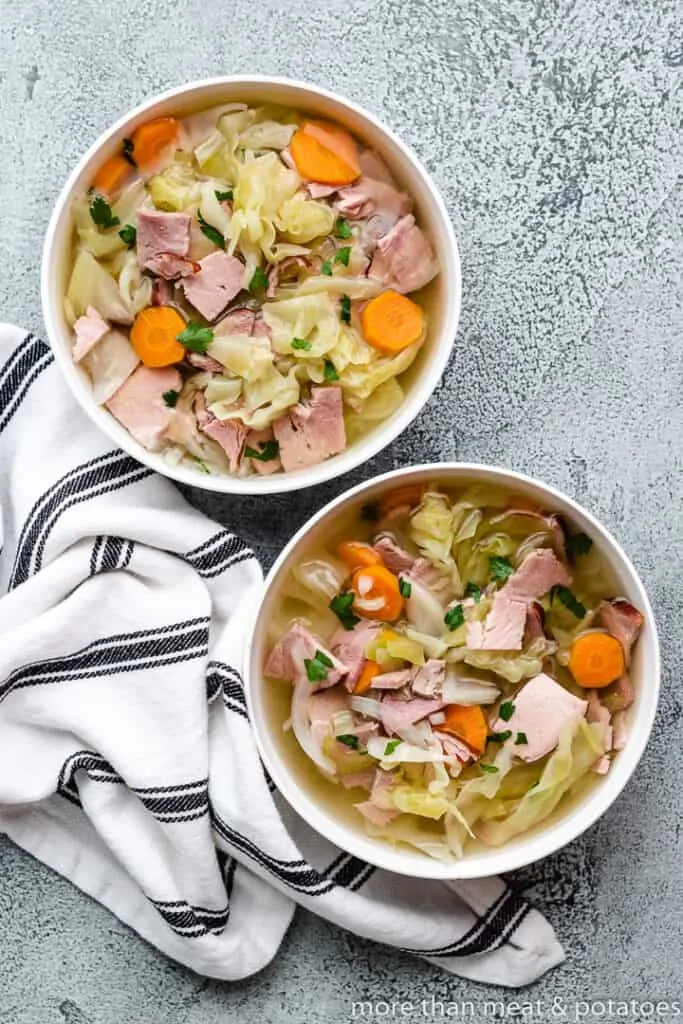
1;0;682;1020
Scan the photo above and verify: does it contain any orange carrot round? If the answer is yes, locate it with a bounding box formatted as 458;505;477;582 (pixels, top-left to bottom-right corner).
361;290;424;354
302;121;360;177
290;125;359;185
568;632;625;689
130;307;187;367
92;154;131;196
354;660;381;695
380;483;425;515
441;704;488;756
338;541;383;570
351;565;403;622
130;117;180;171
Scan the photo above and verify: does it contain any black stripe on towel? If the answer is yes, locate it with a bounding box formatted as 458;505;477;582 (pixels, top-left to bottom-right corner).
206;661;249;720
90;535;135;575
401;887;530;958
151;897;229;936
0;334;54;434
185;531;255;578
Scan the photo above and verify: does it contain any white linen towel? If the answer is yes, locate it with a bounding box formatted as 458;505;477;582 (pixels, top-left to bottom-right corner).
0;324;564;987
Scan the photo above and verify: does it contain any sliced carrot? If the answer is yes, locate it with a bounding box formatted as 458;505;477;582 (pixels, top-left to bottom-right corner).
338;541;383;570
351;564;403;622
379;484;425;516
354;660;381;695
568;632;625;689
302;121;361;177
130;306;187;367
92;153;131;196
130;117;180;171
361;290;424;354
290;128;359;185
441;704;488;756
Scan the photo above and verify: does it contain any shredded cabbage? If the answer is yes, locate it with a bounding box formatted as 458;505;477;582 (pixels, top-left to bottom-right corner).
65;250;133;325
410;492;455;568
276;194;335;243
262;293;339;357
340;342;420;408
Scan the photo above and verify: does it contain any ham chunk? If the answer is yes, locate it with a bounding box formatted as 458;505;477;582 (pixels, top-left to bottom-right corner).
331;618;381;690
373;534;416;573
368;214;438;294
245;427;282;475
355;801;398;826
358;150;396;185
307;685;348;726
371;669;412;690
273;386;346;472
380;697;443;735
265;622;349;689
187;352;225;373
505;548;571;601
215;307;257;336
411;659;446;698
339;769;376;790
145;253;200;280
182;251;246;321
435;731;474;764
106;365;181;451
599;598;644;665
73;306;109;363
137;211;190;269
337;176;412;240
586;691;613;751
492;673;587;763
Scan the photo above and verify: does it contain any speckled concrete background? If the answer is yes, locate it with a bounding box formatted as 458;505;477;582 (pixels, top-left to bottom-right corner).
0;0;681;1021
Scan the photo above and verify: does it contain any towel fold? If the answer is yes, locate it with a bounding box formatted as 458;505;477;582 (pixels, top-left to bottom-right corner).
0;324;564;987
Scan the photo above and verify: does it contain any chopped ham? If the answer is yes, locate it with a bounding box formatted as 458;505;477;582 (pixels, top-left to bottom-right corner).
599;598;644;665
336;176;412;240
371;669;412;690
187;352;224;373
411;659;446;698
409;557;453;599
145;252;200;280
524;602;547;643
215;307;257;336
251;317;272;341
73;306;109;363
245;427;282;475
331;619;381;690
467;596;528;651
306;182;338;199
380;697;443;735
435;731;474;763
373;534;416;573
355;802;398;826
307;685;348;725
106;365;181;451
358;150;396;185
266;256;311;298
151;278;174;306
505;548;571;601
182;251;246;321
368;214;438;294
195;392;246;472
586;691;613;751
339;769;376;790
492;672;587;763
354;721;380;745
370;768;397;808
137;210;191;269
273;386;346;472
602;674;634;713
265;622;348;689
593;755;611;775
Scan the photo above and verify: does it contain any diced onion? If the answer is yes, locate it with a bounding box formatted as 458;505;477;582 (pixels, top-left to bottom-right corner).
349;695;385;720
291;677;336;775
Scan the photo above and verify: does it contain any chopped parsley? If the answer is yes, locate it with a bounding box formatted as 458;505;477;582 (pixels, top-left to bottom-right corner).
398;577;412;598
335;217;352;239
528;781;540;793
162;389;180;408
480;764;499;774
197;210;225;249
336;734;360;750
89;195;120;229
444;603;465;630
464;581;482;602
193;457;211;474
291;337;312;351
118;224;136;248
304;649;334;683
320;259;333;276
515;732;529;745
488;730;512;743
499;700;515;722
177;322;213;353
566;531;593;563
550;584;586;619
384;739;401;756
245;440;280;462
324;359;340;382
339;294;352;324
334;246;351;266
214;189;233;201
122;137;137;167
361;501;380;522
329;592;360;630
249;266;269;292
489;556;514;582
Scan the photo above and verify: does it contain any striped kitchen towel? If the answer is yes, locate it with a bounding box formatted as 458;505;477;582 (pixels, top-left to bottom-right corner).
0;324;564;986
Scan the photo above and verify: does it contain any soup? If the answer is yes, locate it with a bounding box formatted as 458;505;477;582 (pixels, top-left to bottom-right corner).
263;481;644;862
63;104;439;478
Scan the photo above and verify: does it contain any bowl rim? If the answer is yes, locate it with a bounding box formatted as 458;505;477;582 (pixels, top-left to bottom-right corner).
244;461;661;879
40;75;462;495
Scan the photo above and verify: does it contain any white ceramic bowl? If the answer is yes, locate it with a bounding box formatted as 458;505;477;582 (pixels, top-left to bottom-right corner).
245;463;660;879
41;76;461;494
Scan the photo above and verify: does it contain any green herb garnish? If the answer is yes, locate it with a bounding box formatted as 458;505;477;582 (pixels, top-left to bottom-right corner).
335;217;352;239
566;532;593;562
336;734;360;750
489;556;514;582
249;266;269;292
214;189;233;201
340;294;352;324
329;592;360;631
488;730;512;743
464;581;482;602
515;732;529;745
291;337;312;351
499;700;515;722
528;781;540;793
398;577;412;598
324;359;339;382
122;137;137;167
334;246;351;266
480;764;499;774
444;604;465;630
177;322;214;353
245;440;280;462
89;195;120;229
550;585;586;619
118;224;137;248
360;502;380;522
162;389;180;408
193;457;211;474
384;739;401;756
320;260;333;276
197;210;225;249
304;650;333;683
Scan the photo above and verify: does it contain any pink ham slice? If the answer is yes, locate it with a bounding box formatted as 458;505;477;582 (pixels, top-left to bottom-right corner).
273;386;346;472
151;278;174;306
373;534;416;573
306;182;338;199
368;214;438;294
491;673;588;763
331;618;381;690
244;427;282;475
215;308;257;337
359;150;396;185
411;659;446;698
187;352;224;373
137;211;191;269
144;253;200;280
337;176;412;240
371;669;412;690
505;548;571;601
435;731;474;763
182;251;246;321
72;306;109;363
106;365;181;451
380;697;443;735
194;391;246;471
339;769;376;790
265;622;348;690
599;598;644;665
